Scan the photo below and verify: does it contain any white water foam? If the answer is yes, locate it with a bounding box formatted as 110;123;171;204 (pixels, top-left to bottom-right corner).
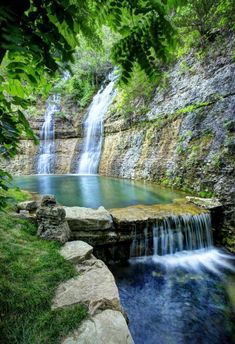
77;72;117;174
37;94;60;174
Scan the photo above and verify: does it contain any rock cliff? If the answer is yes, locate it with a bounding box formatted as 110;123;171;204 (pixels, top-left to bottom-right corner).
0;103;84;175
99;34;235;250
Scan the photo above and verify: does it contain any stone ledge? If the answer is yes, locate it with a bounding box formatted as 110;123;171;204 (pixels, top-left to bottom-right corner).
52;257;121;315
185;196;222;210
60;241;93;264
61;309;134;344
53;240;133;344
64;206;113;232
110;202;208;226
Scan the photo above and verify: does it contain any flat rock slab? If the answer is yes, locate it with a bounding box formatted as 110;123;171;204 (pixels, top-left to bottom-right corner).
60;241;93;264
64;206;113;231
17;200;39;212
52;259;120;315
186;196;222;209
110;202;208;225
62;309;134;344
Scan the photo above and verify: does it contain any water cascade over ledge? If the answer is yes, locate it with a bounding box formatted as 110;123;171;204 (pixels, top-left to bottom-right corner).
77;72;116;174
111;213;235;344
37;94;60;174
130;213;213;258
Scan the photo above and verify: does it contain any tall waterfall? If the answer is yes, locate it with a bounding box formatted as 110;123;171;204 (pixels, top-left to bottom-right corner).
130;214;213;257
77;73;116;174
37;94;60;174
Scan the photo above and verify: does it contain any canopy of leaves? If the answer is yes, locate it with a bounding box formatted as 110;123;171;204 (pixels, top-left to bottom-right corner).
0;0;234;207
0;0;184;203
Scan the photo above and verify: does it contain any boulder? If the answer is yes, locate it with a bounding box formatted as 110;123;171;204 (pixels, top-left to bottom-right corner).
52;258;121;315
17;200;39;212
60;241;93;264
62;310;134;344
36;202;70;244
64;206;113;232
41;194;57;206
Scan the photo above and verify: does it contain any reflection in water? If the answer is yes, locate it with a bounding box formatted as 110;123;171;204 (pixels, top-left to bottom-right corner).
110;250;235;344
77;176;102;208
13;175;186;208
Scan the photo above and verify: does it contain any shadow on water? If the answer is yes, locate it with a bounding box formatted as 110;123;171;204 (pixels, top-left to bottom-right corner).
110;249;235;344
13;175;186;208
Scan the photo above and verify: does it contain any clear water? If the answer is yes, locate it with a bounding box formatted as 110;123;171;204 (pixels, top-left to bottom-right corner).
110;250;235;344
13;175;186;209
37;94;60;174
77;72;116;174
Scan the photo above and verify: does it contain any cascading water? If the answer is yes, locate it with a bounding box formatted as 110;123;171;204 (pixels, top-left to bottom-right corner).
130;213;213;258
77;72;116;174
37;94;60;174
112;213;235;344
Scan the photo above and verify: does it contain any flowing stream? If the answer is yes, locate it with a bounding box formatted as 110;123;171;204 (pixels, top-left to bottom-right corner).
37;94;60;174
130;214;213;257
110;215;235;344
77;72;116;174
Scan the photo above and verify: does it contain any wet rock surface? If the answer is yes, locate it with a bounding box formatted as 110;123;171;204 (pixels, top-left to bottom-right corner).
110;202;208;226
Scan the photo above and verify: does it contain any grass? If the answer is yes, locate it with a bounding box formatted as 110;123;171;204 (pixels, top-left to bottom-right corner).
0;189;87;344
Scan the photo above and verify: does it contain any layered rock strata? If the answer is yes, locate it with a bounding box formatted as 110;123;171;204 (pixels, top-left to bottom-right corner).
99;35;235;251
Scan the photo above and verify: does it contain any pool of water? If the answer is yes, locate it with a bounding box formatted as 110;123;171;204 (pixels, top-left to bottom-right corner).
110;249;235;344
13;175;186;208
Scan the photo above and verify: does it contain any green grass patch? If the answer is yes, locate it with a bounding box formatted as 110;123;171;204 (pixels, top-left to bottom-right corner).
0;213;87;343
0;186;31;212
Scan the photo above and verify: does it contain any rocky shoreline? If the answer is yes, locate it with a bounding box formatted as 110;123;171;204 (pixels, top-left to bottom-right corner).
53;240;133;344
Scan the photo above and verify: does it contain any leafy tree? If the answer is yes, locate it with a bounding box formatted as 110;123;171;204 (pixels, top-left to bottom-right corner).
174;0;235;38
53;30;115;108
0;0;188;206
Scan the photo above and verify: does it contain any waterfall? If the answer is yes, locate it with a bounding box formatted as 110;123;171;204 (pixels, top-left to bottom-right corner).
130;213;213;257
77;72;116;174
37;94;60;174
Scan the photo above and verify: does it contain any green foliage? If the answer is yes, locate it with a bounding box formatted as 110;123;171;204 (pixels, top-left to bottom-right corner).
109;63;159;118
0;213;87;343
174;0;235;38
0;169;12;208
198;191;214;198
0;1;184;205
223;120;235;132
53;31;115;108
0;186;31;212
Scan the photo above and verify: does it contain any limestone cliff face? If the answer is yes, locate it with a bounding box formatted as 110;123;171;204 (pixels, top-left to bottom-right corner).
0;107;84;175
99;35;235;250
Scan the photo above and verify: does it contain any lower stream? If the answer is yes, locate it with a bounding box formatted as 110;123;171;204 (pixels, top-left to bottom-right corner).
110;250;235;344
